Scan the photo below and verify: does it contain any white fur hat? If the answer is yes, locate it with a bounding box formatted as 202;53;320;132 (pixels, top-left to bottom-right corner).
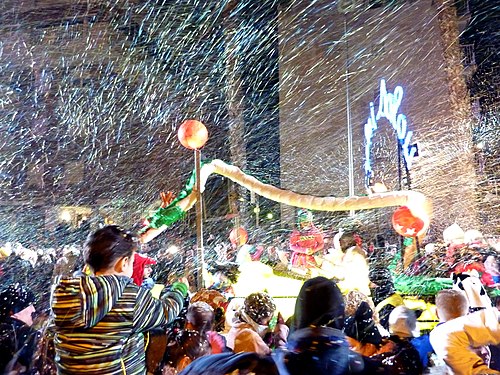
388;306;419;338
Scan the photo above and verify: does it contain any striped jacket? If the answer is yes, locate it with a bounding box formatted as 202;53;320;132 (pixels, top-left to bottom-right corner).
51;275;187;375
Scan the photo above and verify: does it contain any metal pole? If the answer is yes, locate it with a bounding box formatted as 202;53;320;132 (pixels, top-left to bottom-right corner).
397;138;402;191
194;149;204;289
345;17;355;216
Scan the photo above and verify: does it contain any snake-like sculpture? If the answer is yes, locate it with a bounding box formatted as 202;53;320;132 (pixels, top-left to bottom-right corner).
140;159;432;243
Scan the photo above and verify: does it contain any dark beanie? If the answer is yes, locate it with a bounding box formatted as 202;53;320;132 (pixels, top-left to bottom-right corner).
293;277;345;331
0;283;35;320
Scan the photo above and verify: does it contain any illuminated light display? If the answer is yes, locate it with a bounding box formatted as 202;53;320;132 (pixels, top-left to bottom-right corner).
364;79;418;186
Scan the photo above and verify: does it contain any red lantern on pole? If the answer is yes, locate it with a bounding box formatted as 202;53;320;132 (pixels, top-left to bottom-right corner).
392;206;424;237
229;227;248;246
178;119;208;150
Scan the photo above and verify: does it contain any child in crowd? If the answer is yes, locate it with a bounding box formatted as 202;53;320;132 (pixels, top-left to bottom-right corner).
430;288;498;374
132;252;157;289
51;225;188;374
226;292;288;355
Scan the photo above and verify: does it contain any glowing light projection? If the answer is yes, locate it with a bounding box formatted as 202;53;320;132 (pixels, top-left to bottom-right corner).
364;79;418;186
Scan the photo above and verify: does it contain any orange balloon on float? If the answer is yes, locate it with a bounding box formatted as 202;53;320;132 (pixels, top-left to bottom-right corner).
392;206;425;237
229;227;248;246
178;119;209;149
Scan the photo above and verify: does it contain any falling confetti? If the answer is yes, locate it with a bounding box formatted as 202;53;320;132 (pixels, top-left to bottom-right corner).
0;1;498;370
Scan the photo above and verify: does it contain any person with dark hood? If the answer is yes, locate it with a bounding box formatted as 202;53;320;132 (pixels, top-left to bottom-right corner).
278;276;365;375
0;283;41;374
291;276;345;332
369;267;404;331
51;225;188;375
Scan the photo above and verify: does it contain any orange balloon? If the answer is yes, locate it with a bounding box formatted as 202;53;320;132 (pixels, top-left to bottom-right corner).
229;227;248;246
392;206;424;237
178;120;208;149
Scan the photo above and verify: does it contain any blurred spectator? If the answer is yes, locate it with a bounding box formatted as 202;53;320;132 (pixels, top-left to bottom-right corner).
226;292;287;355
364;306;423;374
132;252;157;289
0;283;40;374
430;289;497;374
276;277;363;375
51;225;188;374
343;290;382;357
369;267;404;331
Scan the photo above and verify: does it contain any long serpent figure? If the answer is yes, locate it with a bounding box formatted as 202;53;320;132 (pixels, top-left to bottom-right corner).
140;159;432;243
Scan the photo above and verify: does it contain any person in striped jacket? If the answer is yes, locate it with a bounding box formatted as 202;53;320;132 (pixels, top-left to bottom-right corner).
51;225;188;375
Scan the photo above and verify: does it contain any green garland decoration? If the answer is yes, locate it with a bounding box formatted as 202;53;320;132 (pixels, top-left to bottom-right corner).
394;274;453;296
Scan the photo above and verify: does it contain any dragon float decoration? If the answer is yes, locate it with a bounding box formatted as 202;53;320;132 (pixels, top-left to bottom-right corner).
139;158;433;244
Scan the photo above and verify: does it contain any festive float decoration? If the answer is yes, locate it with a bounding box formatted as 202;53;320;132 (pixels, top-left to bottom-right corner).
139;159;432;243
229;227;249;246
364;79;418;187
392;205;425;237
177;119;208;150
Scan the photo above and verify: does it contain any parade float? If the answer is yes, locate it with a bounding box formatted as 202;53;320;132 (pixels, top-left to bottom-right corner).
137;80;499;327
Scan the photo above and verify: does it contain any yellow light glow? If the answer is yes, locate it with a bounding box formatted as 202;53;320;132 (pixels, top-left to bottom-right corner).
60;210;72;222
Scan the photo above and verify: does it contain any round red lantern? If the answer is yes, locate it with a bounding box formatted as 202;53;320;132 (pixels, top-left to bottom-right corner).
229;227;248;246
178;119;208;150
392;206;425;237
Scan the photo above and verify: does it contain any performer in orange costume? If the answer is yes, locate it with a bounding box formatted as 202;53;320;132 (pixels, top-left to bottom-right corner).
289;209;324;269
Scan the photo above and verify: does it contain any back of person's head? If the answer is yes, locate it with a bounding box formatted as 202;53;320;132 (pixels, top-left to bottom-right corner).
388;305;418;338
244;292;276;325
276;326;352;375
293;276;345;331
190;289;228;332
84;225;138;273
167;330;211;372
187;301;215;333
435;289;468;322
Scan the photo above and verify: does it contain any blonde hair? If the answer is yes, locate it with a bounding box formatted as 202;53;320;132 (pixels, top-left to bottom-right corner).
435;289;468;322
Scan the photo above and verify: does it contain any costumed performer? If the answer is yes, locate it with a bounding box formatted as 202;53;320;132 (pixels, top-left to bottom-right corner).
288;209;324;273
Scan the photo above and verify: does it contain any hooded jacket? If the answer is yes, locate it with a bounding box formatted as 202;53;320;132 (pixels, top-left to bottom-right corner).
291;276;345;332
51;275;187;375
131;253;157;287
